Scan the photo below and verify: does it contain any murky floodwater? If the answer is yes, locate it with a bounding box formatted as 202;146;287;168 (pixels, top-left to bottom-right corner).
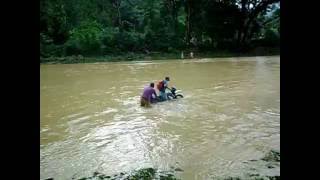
40;56;280;180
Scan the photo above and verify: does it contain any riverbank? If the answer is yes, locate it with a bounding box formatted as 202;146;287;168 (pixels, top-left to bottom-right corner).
40;47;279;64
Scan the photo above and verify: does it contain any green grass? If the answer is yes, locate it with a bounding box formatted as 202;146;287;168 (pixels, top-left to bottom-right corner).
40;47;279;64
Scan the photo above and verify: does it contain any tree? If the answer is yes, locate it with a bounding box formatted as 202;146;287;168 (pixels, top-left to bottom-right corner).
235;0;280;49
40;0;280;58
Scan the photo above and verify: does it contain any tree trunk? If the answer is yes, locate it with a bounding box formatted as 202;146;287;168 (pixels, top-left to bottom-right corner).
112;0;122;29
172;0;178;34
236;0;248;49
165;0;179;35
185;0;192;47
117;0;122;28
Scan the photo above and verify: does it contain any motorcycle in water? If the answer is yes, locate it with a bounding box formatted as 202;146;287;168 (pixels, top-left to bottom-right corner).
166;87;184;99
151;87;184;103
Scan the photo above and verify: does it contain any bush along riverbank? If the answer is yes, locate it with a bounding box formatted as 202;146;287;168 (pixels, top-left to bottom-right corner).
40;47;279;64
44;150;280;180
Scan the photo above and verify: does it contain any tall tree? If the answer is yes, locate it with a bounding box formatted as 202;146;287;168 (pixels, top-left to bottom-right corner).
236;0;280;48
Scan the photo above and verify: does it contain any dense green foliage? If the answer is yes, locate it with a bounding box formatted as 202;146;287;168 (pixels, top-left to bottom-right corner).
40;0;280;59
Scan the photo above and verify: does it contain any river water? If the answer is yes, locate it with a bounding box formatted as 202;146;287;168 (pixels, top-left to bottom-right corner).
40;56;280;179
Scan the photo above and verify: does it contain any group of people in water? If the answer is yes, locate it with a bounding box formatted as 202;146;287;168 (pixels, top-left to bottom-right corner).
140;77;171;107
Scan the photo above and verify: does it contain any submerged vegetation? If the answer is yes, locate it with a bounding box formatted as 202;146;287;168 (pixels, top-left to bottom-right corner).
43;150;280;180
77;168;178;180
262;150;280;162
40;0;280;63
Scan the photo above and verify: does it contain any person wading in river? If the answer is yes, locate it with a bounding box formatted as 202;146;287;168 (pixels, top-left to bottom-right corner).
157;77;170;101
141;83;157;107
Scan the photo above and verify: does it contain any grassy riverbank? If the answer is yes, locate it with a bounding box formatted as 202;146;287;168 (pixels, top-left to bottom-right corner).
40;47;279;64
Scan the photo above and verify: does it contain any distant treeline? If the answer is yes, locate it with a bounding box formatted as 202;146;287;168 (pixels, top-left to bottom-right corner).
40;0;280;58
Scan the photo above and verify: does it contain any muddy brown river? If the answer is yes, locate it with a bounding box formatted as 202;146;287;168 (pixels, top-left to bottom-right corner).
40;56;280;179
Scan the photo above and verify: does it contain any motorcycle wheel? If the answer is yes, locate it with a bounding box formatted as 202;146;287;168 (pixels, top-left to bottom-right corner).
176;94;183;98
